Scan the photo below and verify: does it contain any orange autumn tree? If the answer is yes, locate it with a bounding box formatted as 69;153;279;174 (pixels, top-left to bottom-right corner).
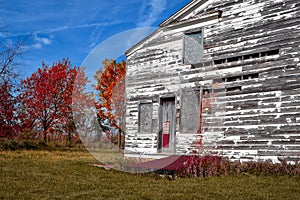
95;59;126;148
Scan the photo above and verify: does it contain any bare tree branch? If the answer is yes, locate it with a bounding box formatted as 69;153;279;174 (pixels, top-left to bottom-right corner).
0;37;27;84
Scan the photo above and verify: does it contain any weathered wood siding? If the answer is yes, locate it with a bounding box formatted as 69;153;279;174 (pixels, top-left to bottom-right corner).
125;0;300;163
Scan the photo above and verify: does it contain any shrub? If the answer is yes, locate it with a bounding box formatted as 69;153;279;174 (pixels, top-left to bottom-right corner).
0;139;77;151
176;156;300;178
0;139;44;150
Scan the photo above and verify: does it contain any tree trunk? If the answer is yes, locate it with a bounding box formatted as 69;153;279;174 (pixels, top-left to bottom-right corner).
43;131;47;143
68;132;72;142
118;129;123;151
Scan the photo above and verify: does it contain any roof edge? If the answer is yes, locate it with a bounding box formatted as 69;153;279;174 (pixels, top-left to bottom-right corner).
125;0;212;57
125;29;160;57
159;0;208;27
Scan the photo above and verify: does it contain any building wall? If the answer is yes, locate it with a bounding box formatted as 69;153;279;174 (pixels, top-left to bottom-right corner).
125;0;300;163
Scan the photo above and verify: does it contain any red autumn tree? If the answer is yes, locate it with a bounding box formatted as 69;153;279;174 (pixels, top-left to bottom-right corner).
95;59;126;147
0;81;19;138
20;59;87;142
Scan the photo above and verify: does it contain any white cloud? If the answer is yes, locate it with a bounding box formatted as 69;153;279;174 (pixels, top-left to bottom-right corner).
44;22;110;34
32;43;42;49
0;22;111;39
89;25;105;48
31;33;53;49
137;0;167;27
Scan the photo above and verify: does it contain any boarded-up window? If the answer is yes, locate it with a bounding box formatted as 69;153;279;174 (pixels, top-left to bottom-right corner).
139;103;152;133
184;31;202;64
180;89;200;133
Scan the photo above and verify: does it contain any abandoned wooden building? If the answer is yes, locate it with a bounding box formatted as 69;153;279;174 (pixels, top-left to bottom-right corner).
124;0;300;163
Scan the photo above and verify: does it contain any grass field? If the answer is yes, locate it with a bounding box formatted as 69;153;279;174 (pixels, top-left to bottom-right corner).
0;149;299;200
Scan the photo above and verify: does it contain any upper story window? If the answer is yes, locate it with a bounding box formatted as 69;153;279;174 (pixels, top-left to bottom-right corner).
183;30;202;65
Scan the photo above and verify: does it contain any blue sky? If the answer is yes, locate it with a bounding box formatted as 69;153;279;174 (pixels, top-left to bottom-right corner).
0;0;190;80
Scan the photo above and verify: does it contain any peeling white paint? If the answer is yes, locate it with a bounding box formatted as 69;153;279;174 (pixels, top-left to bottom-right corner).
125;0;300;163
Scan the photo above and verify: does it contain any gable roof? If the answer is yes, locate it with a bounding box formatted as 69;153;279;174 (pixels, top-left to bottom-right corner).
126;0;215;56
159;0;211;27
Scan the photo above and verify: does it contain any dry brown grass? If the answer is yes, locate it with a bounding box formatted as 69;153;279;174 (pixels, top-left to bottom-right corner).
0;149;299;200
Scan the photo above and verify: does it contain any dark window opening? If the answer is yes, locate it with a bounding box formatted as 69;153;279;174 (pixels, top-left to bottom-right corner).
214;59;226;65
265;49;280;56
203;89;210;95
227;76;242;82
224;73;259;83
227;56;241;62
214;49;279;65
218;10;223;18
243;55;251;60
226;86;242;92
249;53;260;59
243;73;259;80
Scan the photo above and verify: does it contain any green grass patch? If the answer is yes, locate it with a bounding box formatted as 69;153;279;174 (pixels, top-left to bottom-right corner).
0;150;299;199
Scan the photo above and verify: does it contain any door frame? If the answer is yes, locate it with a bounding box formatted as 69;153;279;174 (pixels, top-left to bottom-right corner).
158;95;176;153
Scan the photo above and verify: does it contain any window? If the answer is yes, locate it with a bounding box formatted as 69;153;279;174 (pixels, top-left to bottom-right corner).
227;76;242;82
180;88;212;134
226;86;242;92
214;49;280;65
243;73;259;80
183;31;202;64
138;103;152;133
180;89;200;133
222;73;259;82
